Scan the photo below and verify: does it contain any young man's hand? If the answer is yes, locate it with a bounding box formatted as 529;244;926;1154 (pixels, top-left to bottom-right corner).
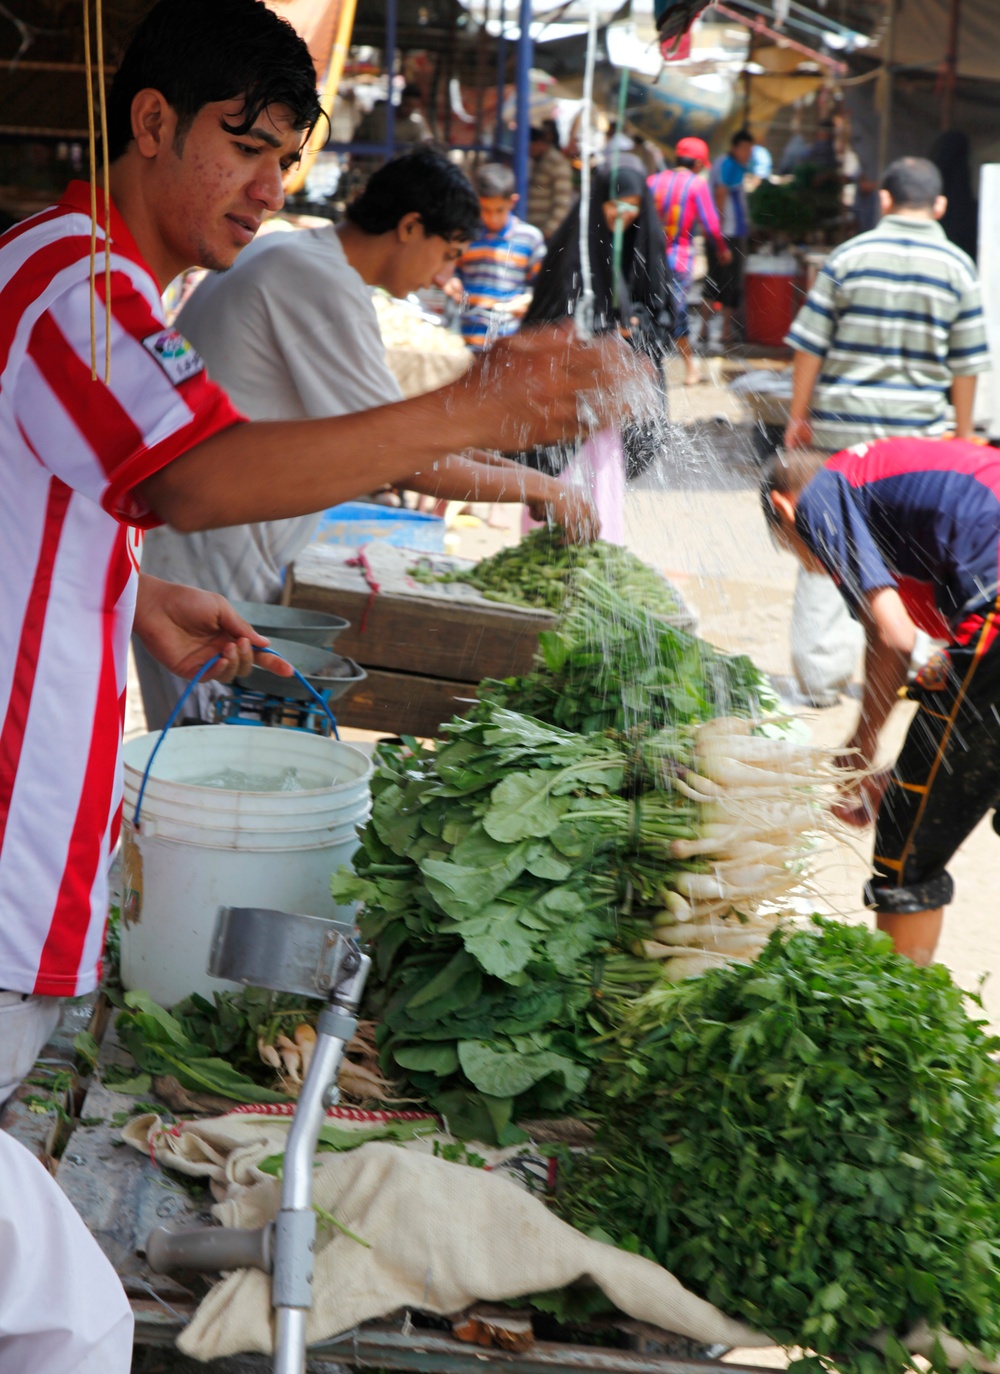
526;482;600;543
134;575;294;683
831;762;892;828
460;325;654;452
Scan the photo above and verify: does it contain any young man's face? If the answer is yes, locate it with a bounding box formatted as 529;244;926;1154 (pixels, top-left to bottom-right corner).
731;139;754;167
151;98;305;276
387;214;468;296
479;195;516;234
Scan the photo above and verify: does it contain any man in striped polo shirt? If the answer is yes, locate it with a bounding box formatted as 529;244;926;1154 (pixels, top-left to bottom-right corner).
782;157;991;705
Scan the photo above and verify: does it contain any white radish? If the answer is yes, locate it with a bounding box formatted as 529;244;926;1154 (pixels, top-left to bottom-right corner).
691;716;754;742
662;889;694;922
696;736;831;774
672;871;798;904
663;952;743;981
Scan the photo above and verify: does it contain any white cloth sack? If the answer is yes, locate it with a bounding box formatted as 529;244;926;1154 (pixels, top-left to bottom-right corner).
791;568;864;705
0;1132;133;1373
174;1140;769;1361
0;991;61;1107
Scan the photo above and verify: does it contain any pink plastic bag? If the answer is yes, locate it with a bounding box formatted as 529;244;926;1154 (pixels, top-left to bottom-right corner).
522;428;625;545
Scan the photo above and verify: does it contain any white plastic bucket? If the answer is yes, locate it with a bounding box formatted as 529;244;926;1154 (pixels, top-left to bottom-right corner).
119;726;373;1007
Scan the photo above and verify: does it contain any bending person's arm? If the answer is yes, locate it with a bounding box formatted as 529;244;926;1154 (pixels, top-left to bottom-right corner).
847;586;916;767
401;451;598;541
139;328;635;532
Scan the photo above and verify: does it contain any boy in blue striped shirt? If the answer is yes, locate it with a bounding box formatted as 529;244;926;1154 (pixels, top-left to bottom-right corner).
455;163;546;352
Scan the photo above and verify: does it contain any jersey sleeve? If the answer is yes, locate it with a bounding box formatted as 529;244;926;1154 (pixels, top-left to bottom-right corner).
13;271;243;530
795;468;897;614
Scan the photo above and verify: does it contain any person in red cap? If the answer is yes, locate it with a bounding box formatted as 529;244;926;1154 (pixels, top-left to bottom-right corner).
648;138;731;384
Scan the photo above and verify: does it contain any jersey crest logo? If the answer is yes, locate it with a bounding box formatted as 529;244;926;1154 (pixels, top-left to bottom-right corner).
142;329;205;386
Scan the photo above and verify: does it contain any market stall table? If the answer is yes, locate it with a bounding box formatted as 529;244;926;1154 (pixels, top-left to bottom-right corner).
1;1011;770;1374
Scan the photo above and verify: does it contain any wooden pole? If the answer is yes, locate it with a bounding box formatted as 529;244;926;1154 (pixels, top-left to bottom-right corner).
877;0;896;175
941;0;962;131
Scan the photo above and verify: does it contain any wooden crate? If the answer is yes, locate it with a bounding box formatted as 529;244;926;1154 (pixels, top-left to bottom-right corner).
289;549;554;737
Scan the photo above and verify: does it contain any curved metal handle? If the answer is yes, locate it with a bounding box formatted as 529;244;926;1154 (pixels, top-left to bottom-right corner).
146;1222;272;1274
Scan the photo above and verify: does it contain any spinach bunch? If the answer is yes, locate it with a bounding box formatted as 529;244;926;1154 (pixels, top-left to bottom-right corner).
557;919;1000;1374
411;528;688;618
483;571;774;735
332;703;692;1143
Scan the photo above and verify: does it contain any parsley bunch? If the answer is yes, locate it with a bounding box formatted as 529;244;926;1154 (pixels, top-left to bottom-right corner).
558;920;1000;1374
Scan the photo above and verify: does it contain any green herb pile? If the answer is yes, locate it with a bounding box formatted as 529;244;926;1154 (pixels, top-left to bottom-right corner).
114;987;318;1103
556;919;1000;1374
412;527;688;618
331;694;793;1143
483;570;774;734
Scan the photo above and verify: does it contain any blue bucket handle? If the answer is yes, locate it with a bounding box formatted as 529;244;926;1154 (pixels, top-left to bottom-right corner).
132;650;340;830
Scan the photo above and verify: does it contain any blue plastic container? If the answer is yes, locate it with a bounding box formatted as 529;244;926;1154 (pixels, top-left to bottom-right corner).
314;502;446;553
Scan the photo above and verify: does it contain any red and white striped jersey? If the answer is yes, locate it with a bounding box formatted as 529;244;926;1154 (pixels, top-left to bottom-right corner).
0;181;242;997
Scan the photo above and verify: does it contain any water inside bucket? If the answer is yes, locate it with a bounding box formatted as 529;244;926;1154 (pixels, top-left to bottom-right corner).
183;764;330;793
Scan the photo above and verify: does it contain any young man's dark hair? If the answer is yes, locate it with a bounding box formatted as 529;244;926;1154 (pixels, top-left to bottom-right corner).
881;157;943;210
107;0;322;162
731;127;754;148
475;162;516;199
347;147;481;242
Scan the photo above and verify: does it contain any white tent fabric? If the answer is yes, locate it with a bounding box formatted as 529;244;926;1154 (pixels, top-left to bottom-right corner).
877;0;1000;85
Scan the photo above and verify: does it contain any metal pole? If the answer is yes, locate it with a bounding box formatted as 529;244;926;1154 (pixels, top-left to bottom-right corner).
941;0;962;131
877;0;895;175
494;0;507;157
577;0;600;339
513;0;533;205
384;0;397;157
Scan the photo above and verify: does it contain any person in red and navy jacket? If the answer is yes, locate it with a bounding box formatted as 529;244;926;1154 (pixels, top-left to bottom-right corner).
763;437;1000;965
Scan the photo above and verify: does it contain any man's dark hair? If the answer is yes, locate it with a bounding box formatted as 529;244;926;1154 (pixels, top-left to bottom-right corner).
881;156;943;210
731;127;754;147
475;162;516;199
676;155;697;170
401;82;422;101
107;0;322;163
760;449;826;530
347;148;480;241
529;125;546;142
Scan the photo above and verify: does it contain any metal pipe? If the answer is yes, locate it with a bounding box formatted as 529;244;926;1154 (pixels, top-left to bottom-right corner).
274;1308;309;1374
513;0;533;205
383;0;397;157
494;0;507;157
712;2;847;75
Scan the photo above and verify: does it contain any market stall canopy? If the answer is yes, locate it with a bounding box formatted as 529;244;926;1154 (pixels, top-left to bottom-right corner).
871;0;1000;84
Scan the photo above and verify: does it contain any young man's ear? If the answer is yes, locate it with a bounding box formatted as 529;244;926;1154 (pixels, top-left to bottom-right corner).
510;193;519;208
397;211;422;242
877;187;893;218
932;194;948;221
130;89;175;160
770;491;797;526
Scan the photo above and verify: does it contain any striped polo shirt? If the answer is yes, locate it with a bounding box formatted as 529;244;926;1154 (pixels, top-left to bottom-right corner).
456;214;545;351
786;215;990;451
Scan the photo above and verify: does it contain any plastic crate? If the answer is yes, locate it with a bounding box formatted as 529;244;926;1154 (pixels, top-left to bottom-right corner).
314;502;446;553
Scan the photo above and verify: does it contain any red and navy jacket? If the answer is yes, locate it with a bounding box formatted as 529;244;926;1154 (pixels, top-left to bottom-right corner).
795;437;1000;641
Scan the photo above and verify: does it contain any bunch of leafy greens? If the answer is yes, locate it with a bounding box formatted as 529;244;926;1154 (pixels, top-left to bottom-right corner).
332;700;742;1143
115;988;322;1103
482;571;774;735
555;919;1000;1374
410;528;690;618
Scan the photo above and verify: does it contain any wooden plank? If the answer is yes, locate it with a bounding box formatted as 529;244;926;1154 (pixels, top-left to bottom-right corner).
290;578;552;683
333;668;477;738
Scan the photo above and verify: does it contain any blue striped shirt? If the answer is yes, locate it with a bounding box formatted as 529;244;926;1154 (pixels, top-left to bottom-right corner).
786;216;990;450
456;215;545;351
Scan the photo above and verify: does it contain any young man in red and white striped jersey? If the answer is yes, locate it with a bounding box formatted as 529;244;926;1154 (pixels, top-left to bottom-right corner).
0;0;638;1105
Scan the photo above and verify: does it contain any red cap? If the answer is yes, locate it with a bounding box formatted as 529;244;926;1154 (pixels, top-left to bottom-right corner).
675;136;710;166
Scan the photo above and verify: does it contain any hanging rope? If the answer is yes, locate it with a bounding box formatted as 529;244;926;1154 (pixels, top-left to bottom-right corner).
576;0;600;339
82;0;111;383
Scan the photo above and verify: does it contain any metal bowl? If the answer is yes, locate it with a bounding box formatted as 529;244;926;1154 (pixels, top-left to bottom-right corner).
230;600;350;650
239;636;367;703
